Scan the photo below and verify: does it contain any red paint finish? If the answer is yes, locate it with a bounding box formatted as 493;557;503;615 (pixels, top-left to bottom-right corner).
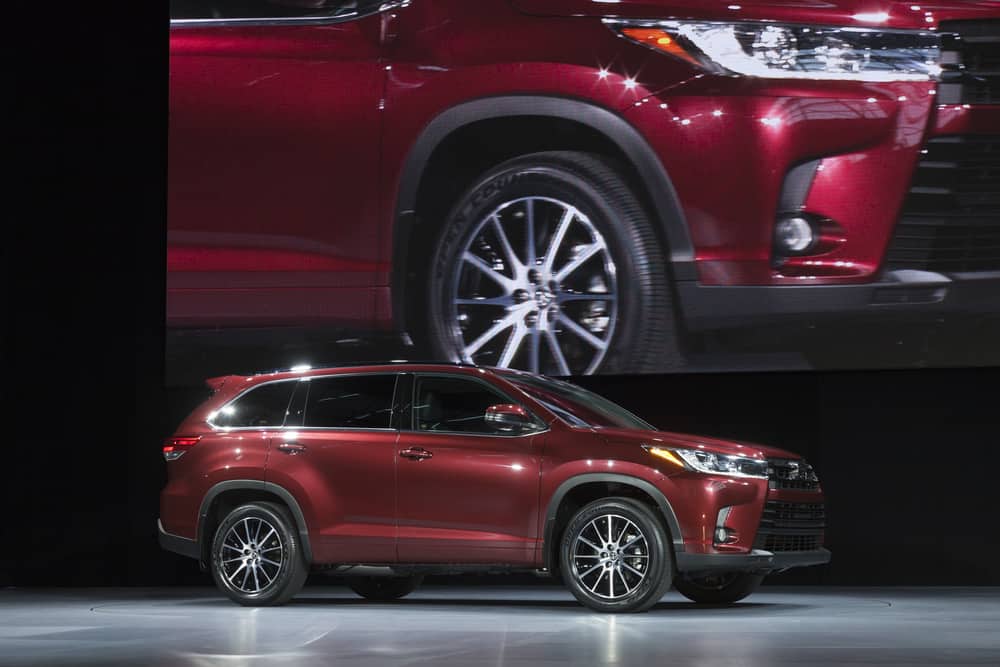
167;0;999;335
161;364;826;570
396;430;542;564
266;428;398;563
168;20;384;328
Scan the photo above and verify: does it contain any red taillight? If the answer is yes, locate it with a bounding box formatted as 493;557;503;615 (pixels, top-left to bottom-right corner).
163;436;201;461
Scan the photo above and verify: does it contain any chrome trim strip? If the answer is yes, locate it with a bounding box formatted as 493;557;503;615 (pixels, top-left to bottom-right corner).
170;1;409;28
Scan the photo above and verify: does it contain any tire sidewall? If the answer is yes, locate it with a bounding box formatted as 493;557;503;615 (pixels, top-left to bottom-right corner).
211;503;302;606
559;498;671;613
428;158;659;374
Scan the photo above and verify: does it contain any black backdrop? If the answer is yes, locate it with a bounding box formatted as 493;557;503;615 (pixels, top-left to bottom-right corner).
4;2;998;589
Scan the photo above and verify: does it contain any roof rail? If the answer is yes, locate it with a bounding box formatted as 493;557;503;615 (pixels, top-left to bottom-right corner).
250;359;481;376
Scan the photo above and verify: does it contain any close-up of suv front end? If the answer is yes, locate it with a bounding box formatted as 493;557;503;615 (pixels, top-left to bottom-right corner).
167;1;1000;378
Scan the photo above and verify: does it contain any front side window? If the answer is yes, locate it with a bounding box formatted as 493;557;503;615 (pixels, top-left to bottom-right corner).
302;374;396;429
413;376;541;435
171;1;367;20
212;381;296;428
505;373;655;431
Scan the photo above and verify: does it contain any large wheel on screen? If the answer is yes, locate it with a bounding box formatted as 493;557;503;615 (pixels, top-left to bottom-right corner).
673;572;764;604
427;151;682;375
559;497;674;613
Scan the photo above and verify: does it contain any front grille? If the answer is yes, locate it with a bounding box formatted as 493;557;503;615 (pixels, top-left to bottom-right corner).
754;500;825;552
939;21;1000;105
767;458;820;491
884;136;1000;273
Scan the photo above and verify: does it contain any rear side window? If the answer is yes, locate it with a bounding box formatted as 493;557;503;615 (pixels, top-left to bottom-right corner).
303;375;396;429
212;381;296;428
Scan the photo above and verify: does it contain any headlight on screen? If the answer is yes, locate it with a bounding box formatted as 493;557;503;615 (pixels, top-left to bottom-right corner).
644;445;769;479
609;20;941;82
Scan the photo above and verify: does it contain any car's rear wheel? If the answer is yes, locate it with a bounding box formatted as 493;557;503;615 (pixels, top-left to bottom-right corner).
210;502;308;606
673;572;764;604
559;497;674;613
428;151;681;375
346;574;424;601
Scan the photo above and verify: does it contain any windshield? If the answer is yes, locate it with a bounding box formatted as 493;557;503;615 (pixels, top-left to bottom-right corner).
505;373;655;431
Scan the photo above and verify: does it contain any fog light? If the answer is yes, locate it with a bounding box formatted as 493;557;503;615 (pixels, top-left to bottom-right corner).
715;527;730;543
774;216;816;254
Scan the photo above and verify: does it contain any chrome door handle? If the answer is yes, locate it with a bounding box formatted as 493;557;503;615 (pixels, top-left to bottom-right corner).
277;443;307;455
399;447;433;461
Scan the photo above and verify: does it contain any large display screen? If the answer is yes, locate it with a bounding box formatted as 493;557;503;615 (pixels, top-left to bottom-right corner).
166;1;999;385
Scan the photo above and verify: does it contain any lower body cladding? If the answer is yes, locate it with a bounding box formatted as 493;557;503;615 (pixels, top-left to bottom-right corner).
677;270;1000;331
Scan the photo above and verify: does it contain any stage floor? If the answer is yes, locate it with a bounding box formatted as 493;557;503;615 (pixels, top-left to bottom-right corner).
1;586;998;666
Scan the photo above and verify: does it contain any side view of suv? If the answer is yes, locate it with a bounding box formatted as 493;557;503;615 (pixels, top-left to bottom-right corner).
159;363;830;611
168;1;1000;375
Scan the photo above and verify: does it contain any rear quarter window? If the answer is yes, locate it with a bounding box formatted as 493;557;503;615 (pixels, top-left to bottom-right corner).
211;381;296;428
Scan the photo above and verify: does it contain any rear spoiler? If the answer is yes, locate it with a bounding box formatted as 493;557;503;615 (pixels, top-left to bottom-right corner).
205;375;243;392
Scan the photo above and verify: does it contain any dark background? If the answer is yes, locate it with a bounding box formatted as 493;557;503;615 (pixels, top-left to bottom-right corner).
4;3;998;589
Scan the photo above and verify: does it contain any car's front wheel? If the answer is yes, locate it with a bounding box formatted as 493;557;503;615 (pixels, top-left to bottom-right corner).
210;501;308;606
428;151;681;375
559;497;674;613
673;572;764;604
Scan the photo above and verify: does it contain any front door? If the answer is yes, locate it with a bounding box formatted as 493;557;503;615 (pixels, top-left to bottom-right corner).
265;373;400;564
168;1;385;328
395;374;546;565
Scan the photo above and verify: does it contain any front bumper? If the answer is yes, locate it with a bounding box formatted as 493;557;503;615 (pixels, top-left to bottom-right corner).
678;271;1000;330
676;547;831;576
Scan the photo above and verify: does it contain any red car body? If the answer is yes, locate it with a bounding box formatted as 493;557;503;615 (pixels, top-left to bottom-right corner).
159;363;829;579
168;0;1000;362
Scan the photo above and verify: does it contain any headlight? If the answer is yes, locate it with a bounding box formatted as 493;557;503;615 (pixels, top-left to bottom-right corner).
644;445;768;479
608;20;941;82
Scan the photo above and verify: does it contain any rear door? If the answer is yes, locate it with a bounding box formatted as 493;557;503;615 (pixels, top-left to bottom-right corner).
395;373;546;565
265;373;400;564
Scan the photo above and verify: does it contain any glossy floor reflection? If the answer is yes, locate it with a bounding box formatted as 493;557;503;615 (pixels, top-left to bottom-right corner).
1;586;998;666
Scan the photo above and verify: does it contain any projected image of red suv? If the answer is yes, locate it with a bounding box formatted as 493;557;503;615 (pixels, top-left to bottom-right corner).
159;363;830;611
168;1;1000;375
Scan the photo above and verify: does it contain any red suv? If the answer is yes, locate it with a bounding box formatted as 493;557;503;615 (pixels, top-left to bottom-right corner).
168;1;1000;375
158;363;830;611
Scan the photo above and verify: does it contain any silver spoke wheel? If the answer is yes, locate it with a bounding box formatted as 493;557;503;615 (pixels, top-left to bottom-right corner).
449;196;618;374
219;517;284;595
571;513;649;601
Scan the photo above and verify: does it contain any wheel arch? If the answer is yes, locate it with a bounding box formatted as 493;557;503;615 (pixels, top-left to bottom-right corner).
197;480;313;566
542;473;685;572
391;95;695;336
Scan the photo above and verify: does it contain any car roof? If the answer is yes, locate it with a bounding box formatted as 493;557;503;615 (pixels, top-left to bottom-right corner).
229;361;527;386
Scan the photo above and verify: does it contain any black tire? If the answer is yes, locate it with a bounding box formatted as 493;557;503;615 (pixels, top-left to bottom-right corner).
346;574;425;601
559;497;674;613
428;151;682;375
673;572;764;604
210;501;308;607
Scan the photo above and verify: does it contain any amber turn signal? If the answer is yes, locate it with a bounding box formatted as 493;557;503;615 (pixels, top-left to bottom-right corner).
620;28;703;67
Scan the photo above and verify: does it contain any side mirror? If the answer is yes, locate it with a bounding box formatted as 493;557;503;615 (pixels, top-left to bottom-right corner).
485;404;535;434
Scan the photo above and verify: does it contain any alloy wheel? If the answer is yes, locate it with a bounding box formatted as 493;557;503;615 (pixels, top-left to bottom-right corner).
219;517;284;595
448;196;619;375
571;513;649;601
